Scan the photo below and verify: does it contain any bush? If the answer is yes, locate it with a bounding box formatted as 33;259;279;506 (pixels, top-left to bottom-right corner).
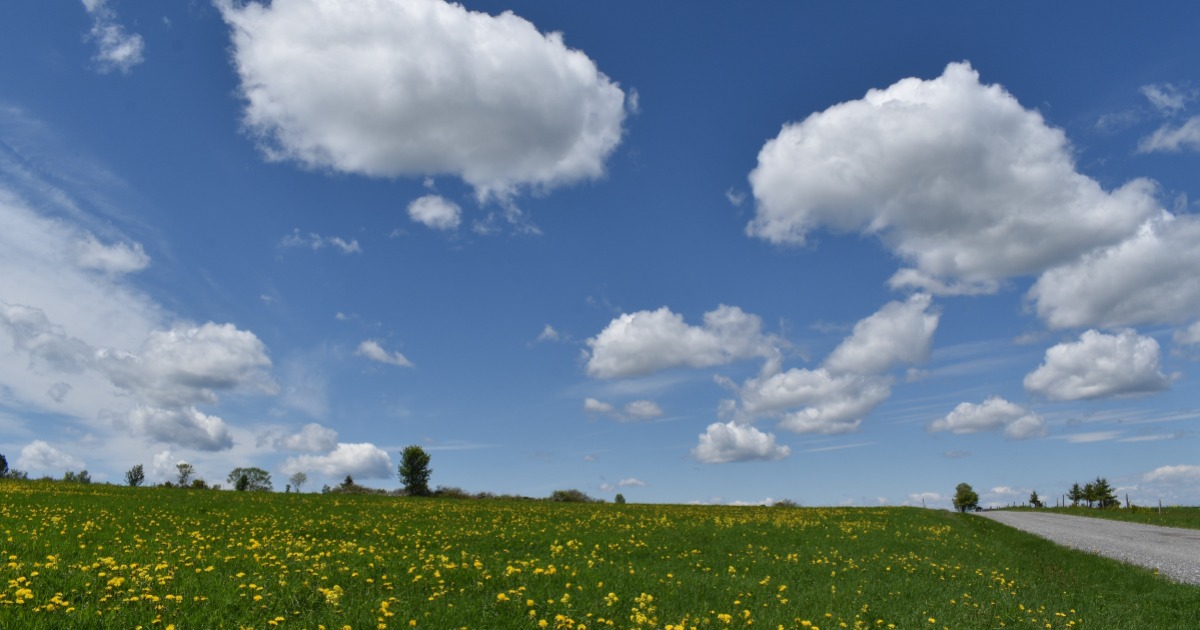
550;489;599;503
433;485;471;499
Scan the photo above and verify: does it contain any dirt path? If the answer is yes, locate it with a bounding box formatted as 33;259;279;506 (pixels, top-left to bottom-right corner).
977;510;1200;585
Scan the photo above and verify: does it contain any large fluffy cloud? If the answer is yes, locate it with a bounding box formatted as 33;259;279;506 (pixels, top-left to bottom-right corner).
1024;330;1172;401
280;443;394;479
1029;213;1200;329
586;305;776;379
217;0;626;198
692;421;790;464
747;61;1159;293
102;322;276;407
118;405;234;451
738;368;891;435
928;396;1046;439
16;440;85;474
824;294;939;375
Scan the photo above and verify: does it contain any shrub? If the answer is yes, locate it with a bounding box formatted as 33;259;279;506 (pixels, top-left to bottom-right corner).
550;489;599;503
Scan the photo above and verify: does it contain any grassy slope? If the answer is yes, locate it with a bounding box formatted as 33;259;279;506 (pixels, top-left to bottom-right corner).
1;481;1197;629
1003;506;1200;531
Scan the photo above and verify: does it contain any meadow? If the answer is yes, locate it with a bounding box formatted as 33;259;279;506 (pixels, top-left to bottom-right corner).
2;480;1197;629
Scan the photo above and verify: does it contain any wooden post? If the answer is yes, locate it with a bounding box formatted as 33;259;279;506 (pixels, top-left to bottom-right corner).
1125;494;1129;509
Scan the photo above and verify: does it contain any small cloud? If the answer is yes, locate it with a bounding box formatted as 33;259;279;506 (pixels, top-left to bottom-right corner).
618;477;646;487
583;397;663;422
1058;430;1123;444
1143;464;1200;484
583;398;615;415
279;229;362;254
407;194;462;231
356;340;413;368
725;187;746;207
536;324;562;343
622;400;663;420
1140;83;1194;114
942;450;971;459
81;0;145;74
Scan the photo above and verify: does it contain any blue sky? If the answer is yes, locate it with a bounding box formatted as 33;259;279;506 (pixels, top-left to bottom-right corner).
2;1;1199;507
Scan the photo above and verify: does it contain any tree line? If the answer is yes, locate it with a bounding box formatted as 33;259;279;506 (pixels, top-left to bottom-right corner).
953;476;1121;513
0;446;617;503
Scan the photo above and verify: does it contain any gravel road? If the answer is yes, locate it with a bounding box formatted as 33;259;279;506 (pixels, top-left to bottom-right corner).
977;510;1200;585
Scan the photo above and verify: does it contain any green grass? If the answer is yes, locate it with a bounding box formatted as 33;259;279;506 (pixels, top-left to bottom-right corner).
1005;506;1200;531
1;480;1197;629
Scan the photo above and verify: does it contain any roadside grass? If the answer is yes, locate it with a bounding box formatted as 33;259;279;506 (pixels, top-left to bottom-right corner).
1;480;1197;629
1004;506;1200;531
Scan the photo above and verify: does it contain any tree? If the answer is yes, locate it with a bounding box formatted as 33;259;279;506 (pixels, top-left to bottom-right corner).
953;482;979;513
1082;481;1096;508
227;467;273;492
1029;490;1043;508
1091;477;1118;508
176;462;195;487
1067;483;1083;507
614;493;626;504
289;471;308;493
63;470;91;484
398;445;432;496
0;453;8;478
125;464;145;487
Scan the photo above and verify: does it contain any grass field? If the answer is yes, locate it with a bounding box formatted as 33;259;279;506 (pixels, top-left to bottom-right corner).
1003;506;1200;531
2;480;1197;629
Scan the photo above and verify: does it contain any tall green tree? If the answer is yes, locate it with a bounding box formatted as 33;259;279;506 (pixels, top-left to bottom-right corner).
227;467;273;492
952;482;979;513
0;453;8;478
1083;481;1096;508
1068;483;1084;507
1091;477;1118;508
125;464;145;487
398;445;432;496
1029;490;1043;508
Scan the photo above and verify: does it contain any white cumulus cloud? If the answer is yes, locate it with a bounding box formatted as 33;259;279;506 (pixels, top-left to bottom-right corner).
407;195;462;231
928;396;1047;439
738;368;891;435
1024;330;1172;401
692;421;791;464
1030;212;1200;329
586;305;776;379
16;440;85;474
824;294;939;375
747;61;1159;293
281;442;394;480
217;0;626;199
623;400;663;420
118;405;234;452
356;340;413;367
